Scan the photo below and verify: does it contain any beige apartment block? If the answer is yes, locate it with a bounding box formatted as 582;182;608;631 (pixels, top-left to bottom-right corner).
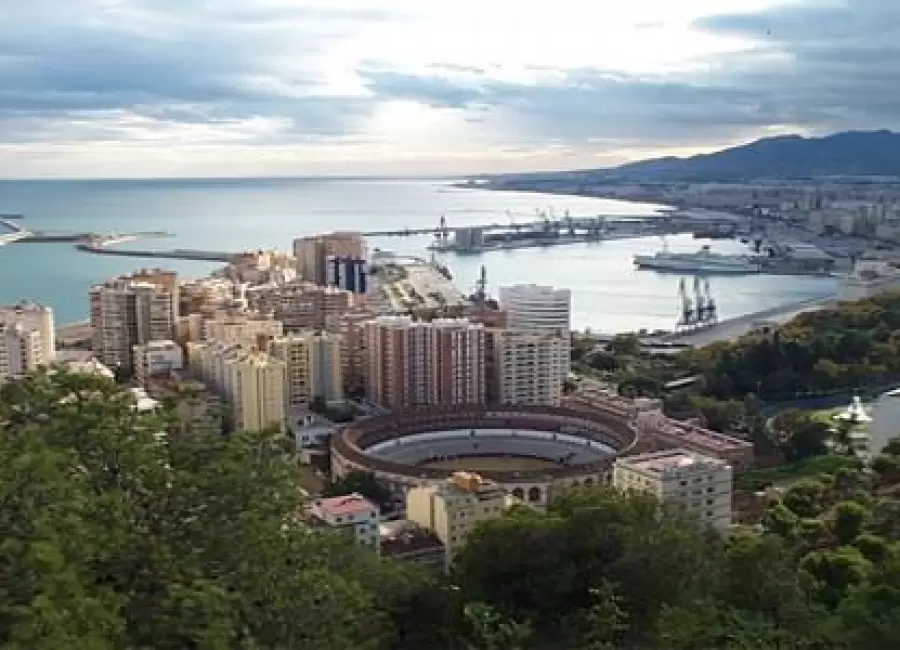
269;331;344;406
490;328;567;406
613;449;733;532
406;472;510;571
204;309;284;349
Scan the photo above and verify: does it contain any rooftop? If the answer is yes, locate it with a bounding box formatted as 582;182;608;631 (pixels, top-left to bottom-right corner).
619;449;729;477
311;493;378;519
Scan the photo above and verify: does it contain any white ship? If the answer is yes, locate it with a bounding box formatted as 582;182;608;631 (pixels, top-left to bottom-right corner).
634;244;761;274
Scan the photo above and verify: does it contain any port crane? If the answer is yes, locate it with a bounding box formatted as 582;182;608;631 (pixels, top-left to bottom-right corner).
675;277;718;332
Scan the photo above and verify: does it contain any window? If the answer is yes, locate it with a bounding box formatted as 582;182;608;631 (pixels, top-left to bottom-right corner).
679;480;688;486
707;487;715;493
706;511;714;518
707;499;715;506
335;517;342;523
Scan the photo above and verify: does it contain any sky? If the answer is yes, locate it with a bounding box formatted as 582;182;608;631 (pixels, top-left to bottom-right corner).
1;0;897;178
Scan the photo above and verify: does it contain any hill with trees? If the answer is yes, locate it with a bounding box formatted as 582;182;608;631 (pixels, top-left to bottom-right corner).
3;370;900;648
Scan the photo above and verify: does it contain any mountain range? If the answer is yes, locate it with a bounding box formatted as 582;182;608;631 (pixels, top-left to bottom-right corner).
490;130;900;183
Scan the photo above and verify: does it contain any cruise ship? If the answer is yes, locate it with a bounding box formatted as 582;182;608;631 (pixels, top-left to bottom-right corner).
634;245;762;274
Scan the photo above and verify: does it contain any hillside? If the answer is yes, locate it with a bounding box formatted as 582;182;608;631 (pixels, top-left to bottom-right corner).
488;130;900;184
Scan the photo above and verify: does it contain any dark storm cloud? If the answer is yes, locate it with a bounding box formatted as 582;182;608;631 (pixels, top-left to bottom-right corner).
0;0;388;142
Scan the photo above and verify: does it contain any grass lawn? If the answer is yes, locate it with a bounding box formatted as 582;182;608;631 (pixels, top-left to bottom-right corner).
736;454;860;491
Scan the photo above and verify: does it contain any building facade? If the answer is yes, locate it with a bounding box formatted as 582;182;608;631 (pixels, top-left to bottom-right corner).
269;331;344;407
132;340;184;386
308;494;380;552
187;341;286;433
204;309;284;349
490;329;567;406
498;284;572;379
0;303;55;382
406;472;509;571
363;316;486;409
326;256;368;294
293;232;367;285
90;274;177;371
245;281;355;332
613;449;733;532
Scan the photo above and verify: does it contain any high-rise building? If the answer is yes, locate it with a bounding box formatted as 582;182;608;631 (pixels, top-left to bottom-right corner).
269;331;344;407
187;341;286;433
498;284;571;379
489;329;567;406
326;256;368;294
244;281;355;332
613;449;733;532
90;274;177;371
226;352;287;433
363;316;486;409
406;472;510;571
293;232;366;285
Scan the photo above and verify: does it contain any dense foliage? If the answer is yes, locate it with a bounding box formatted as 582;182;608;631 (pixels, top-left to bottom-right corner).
689;292;900;401
4;371;900;649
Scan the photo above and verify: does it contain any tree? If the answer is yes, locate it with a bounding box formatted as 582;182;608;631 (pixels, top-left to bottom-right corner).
834;555;900;648
609;333;640;357
800;547;872;609
772;410;831;461
0;370;392;649
831;501;869;545
462;602;532;650
872;453;900;487
782;480;828;518
322;470;395;511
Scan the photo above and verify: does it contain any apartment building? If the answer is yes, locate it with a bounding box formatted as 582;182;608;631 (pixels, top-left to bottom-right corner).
132;340;184;386
362;316;486;409
245;281;355;332
613;449;733;532
293;232;366;285
307;494;381;553
90;274;177;371
490;329;567;406
269;331;344;407
187;341;286;432
0;303;55;382
406;472;510;571
498;284;571;379
204;309;284;349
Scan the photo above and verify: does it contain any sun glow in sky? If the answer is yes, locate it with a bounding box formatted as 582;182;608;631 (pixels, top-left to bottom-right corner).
0;0;892;177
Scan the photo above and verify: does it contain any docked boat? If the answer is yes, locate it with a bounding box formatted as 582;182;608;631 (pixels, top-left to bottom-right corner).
634;244;761;274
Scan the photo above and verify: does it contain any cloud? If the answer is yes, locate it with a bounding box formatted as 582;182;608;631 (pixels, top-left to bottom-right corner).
0;0;391;145
4;0;900;176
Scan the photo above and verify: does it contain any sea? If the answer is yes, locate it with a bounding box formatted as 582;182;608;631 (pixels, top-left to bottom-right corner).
0;178;839;332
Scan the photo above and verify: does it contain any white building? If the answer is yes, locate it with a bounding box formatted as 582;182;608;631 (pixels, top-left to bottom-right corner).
0;303;55;383
308;494;380;553
133;340;184;386
491;329;567;406
498;284;571;379
269;331;344;407
613;449;733;532
203;310;284;349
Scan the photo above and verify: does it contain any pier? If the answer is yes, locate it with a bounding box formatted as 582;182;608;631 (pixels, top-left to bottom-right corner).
0;218;30;245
